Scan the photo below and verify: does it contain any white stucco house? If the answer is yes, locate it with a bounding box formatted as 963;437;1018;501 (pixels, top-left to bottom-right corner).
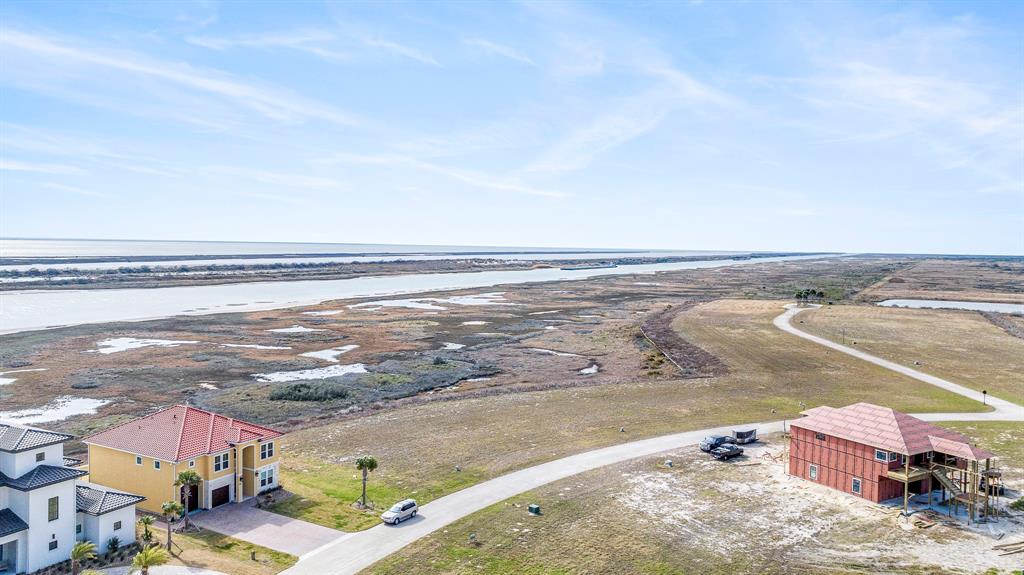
0;424;143;574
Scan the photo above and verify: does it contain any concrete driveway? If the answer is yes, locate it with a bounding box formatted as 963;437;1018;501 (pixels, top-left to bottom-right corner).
192;500;342;557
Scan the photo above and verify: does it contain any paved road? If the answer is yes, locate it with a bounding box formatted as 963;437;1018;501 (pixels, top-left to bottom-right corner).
776;304;1024;422
281;304;1023;575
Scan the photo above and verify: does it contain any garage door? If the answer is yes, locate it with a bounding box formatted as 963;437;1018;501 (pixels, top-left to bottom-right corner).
211;485;230;508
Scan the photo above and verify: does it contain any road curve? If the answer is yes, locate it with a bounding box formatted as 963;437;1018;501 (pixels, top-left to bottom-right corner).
775;304;1023;422
282;304;1023;575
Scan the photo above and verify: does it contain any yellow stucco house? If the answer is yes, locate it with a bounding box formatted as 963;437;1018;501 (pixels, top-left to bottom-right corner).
83;405;282;514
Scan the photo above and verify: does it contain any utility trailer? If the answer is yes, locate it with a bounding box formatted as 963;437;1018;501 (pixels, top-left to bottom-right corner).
733;428;758;444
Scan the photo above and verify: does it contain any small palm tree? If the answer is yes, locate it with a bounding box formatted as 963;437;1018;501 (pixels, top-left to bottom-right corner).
138;515;155;543
161;500;184;551
174;470;202;529
70;541;96;575
131;545;169;575
355;455;378;508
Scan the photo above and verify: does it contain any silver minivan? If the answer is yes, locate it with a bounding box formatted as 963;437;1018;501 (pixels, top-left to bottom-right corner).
380;499;418;525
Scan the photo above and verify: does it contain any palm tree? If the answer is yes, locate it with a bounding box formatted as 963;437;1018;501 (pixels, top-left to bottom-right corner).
161;500;184;551
174;470;202;529
138;515;155;543
355;455;378;508
131;545;169;575
70;541;96;575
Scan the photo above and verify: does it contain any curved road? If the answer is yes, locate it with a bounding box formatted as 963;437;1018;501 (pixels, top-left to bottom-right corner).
283;304;1023;575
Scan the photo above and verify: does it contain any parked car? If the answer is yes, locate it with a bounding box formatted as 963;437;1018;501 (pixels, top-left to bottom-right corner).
711;444;744;460
381;499;418;525
699;435;736;452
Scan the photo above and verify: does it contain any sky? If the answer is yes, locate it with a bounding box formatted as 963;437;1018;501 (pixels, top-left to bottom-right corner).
0;1;1021;255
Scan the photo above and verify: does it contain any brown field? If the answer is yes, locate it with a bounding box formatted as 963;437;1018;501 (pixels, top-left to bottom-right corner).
857;258;1024;304
273;298;982;531
369;430;1022;575
799;304;1024;404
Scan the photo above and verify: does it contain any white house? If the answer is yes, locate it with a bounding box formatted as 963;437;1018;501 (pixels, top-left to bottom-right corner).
0;424;143;574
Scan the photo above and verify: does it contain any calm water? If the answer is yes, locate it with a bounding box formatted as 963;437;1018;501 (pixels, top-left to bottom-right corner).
1;238;739;270
0;254;835;333
877;299;1024;314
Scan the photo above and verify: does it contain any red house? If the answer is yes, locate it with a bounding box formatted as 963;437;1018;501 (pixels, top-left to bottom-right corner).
789;403;997;519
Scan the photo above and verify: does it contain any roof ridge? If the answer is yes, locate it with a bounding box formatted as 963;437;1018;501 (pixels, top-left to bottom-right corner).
204;410;216;455
173;406;188;462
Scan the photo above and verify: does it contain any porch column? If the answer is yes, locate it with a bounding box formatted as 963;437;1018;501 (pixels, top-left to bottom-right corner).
902;459;910;514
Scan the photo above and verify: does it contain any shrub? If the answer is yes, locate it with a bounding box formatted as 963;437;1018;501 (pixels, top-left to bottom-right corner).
1010;497;1024;511
107;536;120;553
269;382;349;401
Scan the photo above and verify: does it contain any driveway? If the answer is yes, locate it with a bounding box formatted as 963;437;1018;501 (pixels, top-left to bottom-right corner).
191;500;342;557
282;304;1024;575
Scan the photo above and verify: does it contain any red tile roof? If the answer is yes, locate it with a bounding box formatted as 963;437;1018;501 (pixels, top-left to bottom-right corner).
84;405;282;462
792;403;995;461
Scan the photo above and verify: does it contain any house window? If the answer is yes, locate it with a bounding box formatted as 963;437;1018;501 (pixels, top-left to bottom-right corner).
48;496;59;521
260;468;275;487
136;456;142;465
154;460;161;470
114;521;122;531
814;432;826;441
49;541;58;551
808;464;818;480
852;477;863;495
260;442;274;460
36;452;45;462
76;524;82;534
889;452;898;462
874;449;887;462
189;460;195;468
214;452;230;472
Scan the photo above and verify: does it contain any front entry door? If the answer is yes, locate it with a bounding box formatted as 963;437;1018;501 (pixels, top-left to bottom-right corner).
181;484;199;512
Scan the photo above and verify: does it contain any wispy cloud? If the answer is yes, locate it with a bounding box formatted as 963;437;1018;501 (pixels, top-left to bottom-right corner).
331;152;567;198
0;159;84;175
463;38;534;65
0;29;359;126
363;37;440;67
206;166;346;191
41;182;110;199
186;30;349;62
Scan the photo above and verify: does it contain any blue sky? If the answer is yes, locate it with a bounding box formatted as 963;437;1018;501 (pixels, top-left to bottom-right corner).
1;1;1021;254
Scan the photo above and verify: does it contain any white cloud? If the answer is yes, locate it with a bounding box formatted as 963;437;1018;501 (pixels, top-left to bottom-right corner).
363;37;440;67
41;182;110;199
0;29;359;126
206;166;346;191
186;30;349;62
0;160;83;174
463;38;534;65
331;152;567;198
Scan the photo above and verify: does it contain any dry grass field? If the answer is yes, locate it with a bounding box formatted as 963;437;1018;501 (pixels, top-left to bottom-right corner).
272;299;983;531
857;259;1024;304
799;305;1024;404
368;431;1022;575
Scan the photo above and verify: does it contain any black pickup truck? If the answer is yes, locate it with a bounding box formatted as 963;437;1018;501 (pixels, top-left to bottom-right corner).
710;444;744;460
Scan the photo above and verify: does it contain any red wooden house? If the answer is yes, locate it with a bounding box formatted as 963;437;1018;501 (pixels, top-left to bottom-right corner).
789;403;997;519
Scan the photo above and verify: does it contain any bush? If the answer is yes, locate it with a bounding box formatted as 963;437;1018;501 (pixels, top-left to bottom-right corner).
269;382;349;402
107;536;120;553
1010;497;1024;511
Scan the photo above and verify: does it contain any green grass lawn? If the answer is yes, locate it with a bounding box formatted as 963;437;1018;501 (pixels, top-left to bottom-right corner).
937;421;1024;469
270;457;487;531
140;524;296;575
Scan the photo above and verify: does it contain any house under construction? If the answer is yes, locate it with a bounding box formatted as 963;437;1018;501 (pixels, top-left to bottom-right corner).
788;402;1001;523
